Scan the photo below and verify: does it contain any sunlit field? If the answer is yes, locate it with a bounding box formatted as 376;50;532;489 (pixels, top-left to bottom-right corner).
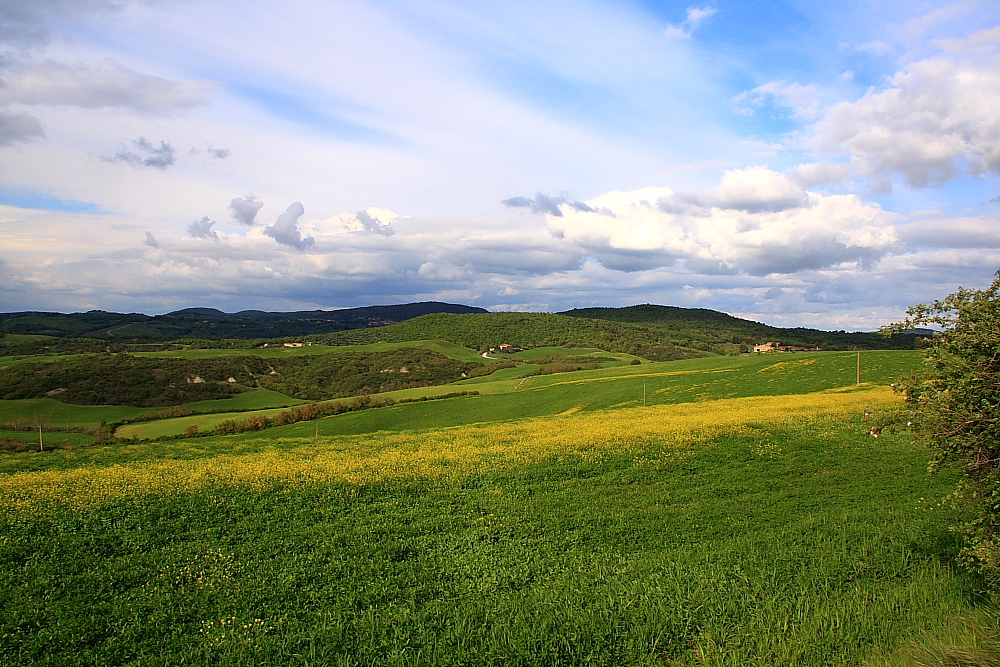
0;346;985;665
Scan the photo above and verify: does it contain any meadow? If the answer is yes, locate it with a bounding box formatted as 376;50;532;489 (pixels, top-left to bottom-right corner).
1;343;993;665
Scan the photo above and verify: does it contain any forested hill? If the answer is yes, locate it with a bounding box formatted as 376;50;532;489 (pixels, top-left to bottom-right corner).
0;301;920;353
322;309;918;354
0;302;487;338
559;304;919;351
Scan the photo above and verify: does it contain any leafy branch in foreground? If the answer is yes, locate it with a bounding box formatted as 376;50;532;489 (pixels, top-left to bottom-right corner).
882;270;1000;586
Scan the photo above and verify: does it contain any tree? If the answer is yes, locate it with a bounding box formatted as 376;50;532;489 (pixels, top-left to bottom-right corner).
882;270;1000;584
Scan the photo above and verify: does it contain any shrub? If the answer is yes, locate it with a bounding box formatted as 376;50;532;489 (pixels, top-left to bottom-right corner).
883;269;1000;589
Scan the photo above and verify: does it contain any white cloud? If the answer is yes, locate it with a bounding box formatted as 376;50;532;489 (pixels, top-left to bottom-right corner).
0;60;207;114
787;162;853;188
855;40;894;56
816;53;1000;189
548;167;898;275
665;6;717;39
733;79;823;120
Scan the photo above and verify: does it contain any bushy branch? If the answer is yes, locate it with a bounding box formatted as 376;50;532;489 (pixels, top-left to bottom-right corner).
883;270;1000;585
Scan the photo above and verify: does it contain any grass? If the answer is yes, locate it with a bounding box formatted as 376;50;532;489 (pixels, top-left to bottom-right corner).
0;388;303;433
0;429;96;449
0;384;983;665
0;398;152;428
108;350;920;439
184;388;304;412
117;406;297;439
263;351;922;439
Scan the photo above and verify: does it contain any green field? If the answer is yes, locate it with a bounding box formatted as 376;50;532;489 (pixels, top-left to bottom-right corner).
2;344;993;665
0;398;152;427
125;351;914;439
0;429;96;450
154;351;919;440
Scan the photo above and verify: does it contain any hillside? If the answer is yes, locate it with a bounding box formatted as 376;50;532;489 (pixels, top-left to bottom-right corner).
0;301;487;339
322;309;917;355
560;304;920;351
1;303;921;356
319;312;689;356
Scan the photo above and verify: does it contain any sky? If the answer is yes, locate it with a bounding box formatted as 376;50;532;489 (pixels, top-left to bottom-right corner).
0;0;999;329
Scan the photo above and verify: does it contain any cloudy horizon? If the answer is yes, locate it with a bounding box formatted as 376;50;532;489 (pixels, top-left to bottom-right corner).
1;0;998;330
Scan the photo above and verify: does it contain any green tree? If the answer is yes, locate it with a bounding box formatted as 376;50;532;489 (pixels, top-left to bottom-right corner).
883;270;1000;585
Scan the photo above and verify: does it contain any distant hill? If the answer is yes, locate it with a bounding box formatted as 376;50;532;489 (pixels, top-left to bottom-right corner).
319;306;918;355
0;301;921;353
0;302;487;339
559;304;919;351
320;312;671;355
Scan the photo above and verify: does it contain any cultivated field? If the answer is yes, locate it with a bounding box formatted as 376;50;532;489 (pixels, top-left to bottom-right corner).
0;347;988;665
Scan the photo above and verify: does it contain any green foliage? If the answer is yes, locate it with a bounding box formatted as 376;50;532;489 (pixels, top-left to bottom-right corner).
884;271;1000;589
566;304;922;351
0;348;480;408
322;312;667;354
0;303;486;339
0;354;267;406
258;348;477;401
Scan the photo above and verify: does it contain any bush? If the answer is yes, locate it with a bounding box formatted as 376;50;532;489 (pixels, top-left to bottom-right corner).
883;270;1000;588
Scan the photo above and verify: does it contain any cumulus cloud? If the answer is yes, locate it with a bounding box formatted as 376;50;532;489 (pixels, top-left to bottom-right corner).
229;195;264;226
354;209;396;236
662;166;809;213
188;216;218;240
502;192;600;217
733;79;823;120
0;60;207;114
264;202;314;250
665;6;717;39
897;215;1000;249
816;51;1000;189
546;167;898;275
0;109;44;145
143;231;159;248
103;137;176;169
787;162;853;188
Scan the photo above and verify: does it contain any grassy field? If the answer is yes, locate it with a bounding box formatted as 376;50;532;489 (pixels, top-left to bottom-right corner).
0;398;152;428
0;429;96;449
0;380;984;666
111;351;918;439
243;351;921;440
3;346;988;666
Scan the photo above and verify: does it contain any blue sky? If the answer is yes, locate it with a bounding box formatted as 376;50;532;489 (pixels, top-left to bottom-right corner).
0;0;998;329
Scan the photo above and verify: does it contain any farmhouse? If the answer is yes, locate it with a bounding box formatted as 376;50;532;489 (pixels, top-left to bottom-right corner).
755;342;821;353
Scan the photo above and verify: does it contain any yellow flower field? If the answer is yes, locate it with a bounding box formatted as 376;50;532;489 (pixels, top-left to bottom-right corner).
0;386;895;513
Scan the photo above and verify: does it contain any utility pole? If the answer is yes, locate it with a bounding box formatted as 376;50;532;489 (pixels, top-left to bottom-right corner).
38;425;43;452
857;348;861;385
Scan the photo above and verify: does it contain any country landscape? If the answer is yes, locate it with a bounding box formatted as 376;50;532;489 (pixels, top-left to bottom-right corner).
2;295;998;666
3;1;1000;665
